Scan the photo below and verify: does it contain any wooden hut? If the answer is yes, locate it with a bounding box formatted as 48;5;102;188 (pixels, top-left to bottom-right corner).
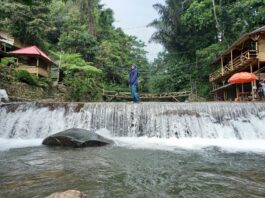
209;26;265;101
9;46;54;78
0;31;25;59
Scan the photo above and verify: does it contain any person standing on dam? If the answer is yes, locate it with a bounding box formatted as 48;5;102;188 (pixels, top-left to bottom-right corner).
129;64;140;103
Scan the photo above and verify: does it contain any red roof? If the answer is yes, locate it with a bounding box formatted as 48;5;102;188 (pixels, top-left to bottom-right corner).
9;46;53;63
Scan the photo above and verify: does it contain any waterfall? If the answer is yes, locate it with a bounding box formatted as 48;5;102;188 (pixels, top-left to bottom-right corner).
1;102;265;140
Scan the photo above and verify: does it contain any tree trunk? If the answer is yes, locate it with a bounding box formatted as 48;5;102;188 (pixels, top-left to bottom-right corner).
211;0;222;42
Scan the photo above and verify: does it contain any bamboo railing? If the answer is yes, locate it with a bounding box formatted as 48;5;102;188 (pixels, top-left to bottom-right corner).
18;65;49;77
103;90;191;102
209;50;257;82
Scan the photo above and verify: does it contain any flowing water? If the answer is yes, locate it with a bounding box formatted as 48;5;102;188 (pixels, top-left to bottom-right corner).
1;102;265;197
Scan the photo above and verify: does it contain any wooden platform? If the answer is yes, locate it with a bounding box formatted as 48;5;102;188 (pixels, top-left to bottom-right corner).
103;90;191;102
210;50;257;82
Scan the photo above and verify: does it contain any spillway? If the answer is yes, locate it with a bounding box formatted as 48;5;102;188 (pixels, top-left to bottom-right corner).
1;102;265;140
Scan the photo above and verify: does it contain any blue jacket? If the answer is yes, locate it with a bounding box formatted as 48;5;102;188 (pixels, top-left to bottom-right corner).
129;68;139;86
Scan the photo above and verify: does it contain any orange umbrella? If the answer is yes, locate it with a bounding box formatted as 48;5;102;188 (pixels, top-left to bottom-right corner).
228;72;258;94
228;72;258;84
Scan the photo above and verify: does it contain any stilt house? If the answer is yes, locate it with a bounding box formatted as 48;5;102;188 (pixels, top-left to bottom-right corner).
209;26;265;101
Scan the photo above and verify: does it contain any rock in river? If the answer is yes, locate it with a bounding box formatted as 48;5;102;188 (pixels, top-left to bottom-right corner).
42;128;114;148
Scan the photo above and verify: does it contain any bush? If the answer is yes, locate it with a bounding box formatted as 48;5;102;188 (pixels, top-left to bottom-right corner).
0;57;16;81
14;69;38;86
64;77;102;102
37;77;52;89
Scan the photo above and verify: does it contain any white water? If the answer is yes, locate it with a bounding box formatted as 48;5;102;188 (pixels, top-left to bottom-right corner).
1;102;265;152
0;89;8;102
114;137;265;153
0;138;42;151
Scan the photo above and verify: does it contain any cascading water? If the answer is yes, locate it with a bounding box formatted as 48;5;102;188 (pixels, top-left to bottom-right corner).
2;102;265;198
1;102;265;140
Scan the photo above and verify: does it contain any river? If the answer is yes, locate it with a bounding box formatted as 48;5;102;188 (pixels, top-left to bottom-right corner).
0;102;265;197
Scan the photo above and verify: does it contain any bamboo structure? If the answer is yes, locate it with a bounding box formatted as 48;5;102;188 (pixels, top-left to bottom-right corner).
103;90;191;102
9;46;54;78
209;26;265;101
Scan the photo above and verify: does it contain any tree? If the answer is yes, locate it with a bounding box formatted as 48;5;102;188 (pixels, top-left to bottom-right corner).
0;0;50;48
58;26;98;61
51;52;103;101
150;0;265;98
77;0;100;35
0;0;150;100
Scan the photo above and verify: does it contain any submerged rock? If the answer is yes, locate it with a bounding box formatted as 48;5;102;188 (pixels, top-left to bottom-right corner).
46;190;88;198
42;128;114;148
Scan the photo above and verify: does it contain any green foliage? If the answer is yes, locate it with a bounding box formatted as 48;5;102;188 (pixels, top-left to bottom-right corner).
58;26;98;60
51;0;149;93
0;57;17;81
64;77;102;102
149;0;265;99
51;52;101;74
0;0;50;48
51;51;103;101
0;57;16;66
1;0;150;101
148;52;190;93
37;77;52;89
14;69;38;86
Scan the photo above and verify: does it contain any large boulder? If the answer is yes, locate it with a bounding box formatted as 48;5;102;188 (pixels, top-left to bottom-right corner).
42;128;114;148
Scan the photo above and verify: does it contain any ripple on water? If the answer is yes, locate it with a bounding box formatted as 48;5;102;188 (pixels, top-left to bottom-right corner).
1;145;265;197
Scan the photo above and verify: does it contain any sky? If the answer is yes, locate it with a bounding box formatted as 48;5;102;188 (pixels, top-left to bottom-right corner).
101;0;165;62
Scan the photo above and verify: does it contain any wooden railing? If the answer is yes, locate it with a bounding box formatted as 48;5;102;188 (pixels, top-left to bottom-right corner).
209;50;257;82
18;65;49;77
103;90;191;102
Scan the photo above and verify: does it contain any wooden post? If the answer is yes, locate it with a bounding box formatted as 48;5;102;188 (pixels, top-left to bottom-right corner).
36;57;39;77
223;90;227;101
221;56;224;75
250;64;255;100
231;50;233;69
253;81;257;101
48;64;51;77
258;61;260;80
236;86;240;99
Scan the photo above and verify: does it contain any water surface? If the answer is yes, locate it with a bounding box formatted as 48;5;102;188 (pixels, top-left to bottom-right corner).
1;144;265;198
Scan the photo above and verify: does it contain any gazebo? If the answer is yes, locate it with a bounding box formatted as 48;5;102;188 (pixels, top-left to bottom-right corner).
9;46;54;78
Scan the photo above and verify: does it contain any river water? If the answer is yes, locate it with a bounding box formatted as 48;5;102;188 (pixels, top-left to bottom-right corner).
1;102;265;197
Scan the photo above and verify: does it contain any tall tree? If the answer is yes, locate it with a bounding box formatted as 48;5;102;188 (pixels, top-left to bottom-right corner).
149;0;265;98
77;0;100;36
0;0;50;48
